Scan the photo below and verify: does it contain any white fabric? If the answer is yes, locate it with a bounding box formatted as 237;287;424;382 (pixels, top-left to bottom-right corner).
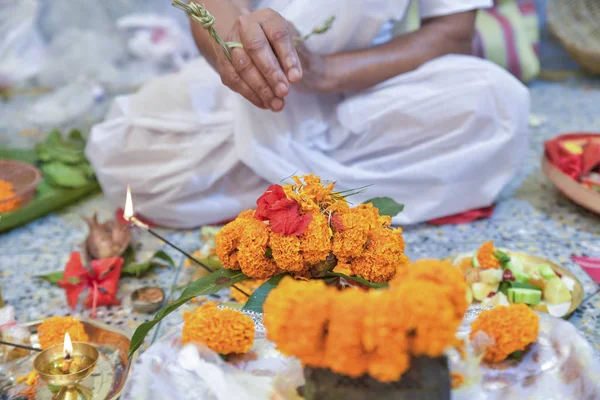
419;0;493;19
86;0;530;229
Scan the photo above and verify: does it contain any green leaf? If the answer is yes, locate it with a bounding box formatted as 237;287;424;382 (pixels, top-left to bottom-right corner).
494;250;511;267
362;197;404;217
0;148;39;164
324;272;389;289
242;274;287;313
37;272;64;285
128;269;250;357
41;162;90;188
121;250;175;278
67;129;86;149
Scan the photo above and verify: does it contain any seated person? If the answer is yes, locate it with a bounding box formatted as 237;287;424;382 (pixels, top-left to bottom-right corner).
86;0;530;228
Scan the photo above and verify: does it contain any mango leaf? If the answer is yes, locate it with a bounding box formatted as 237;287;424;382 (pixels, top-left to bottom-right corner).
67;129;86;149
37;272;64;285
128;269;250;357
242;274;287;313
324;272;389;289
42;162;90;188
362;197;404;217
122;250;175;277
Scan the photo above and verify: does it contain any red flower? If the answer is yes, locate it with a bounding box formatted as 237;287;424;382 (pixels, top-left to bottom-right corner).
255;184;312;236
58;252;123;315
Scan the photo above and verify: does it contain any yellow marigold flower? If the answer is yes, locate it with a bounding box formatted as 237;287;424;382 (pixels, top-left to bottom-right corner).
332;213;370;260
363;291;410;382
301;212;332;265
269;232;305;273
392;259;468;319
349;203;392;230
350;227;407;283
263;278;333;368
230;279;266;303
476;241;501;269
470;304;539;363
182;302;255;354
236;218;279;279
37;316;89;349
324;289;369;378
392;281;459;357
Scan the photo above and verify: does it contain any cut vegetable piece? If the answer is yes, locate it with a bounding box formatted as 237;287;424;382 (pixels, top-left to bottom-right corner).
532;303;549;313
472;253;481;268
547;302;571;318
505;262;530;283
465;286;473;305
481;292;510;307
543;278;572;305
480;268;503;284
538;264;557;280
472;282;499;302
507;288;542;305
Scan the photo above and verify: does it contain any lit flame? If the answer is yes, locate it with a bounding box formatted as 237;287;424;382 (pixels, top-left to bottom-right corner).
63;333;73;358
124;185;134;221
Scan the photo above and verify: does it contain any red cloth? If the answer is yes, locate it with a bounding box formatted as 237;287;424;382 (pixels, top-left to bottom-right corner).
571;255;600;284
428;205;495;225
58;252;123;317
544;133;600;180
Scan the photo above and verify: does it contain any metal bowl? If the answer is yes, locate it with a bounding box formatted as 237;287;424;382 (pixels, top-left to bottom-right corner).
131;287;165;314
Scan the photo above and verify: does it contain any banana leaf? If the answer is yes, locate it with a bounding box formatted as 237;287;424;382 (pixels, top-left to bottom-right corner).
0;180;101;233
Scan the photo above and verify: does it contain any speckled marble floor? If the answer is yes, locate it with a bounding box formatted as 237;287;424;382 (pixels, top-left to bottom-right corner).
1;76;599;354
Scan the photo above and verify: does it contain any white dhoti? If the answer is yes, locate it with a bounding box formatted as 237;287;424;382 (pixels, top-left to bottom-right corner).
86;0;530;228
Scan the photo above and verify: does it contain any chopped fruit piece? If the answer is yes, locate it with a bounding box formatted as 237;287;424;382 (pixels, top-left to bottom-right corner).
507;288;542;305
472;254;480;268
547;302;571;318
503;269;515;281
465;286;473;305
505;262;530;283
487;291;496;298
538;264;557;280
532;303;549;313
554;270;563;278
472;282;499;302
480;268;503;284
528;276;545;290
481;292;509;307
561;276;575;292
456;257;473;274
543;278;572;305
464;268;481;285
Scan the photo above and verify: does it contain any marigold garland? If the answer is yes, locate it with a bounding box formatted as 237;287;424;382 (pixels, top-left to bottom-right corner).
470;303;539;363
182;302;255;354
37;316;89;350
215;175;408;282
264;259;466;382
476;241;501;269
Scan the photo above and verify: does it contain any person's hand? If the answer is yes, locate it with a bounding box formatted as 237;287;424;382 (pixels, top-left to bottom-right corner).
293;35;336;93
217;8;303;112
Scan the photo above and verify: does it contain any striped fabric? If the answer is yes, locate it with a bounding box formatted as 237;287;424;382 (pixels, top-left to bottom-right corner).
571;255;600;284
393;0;540;82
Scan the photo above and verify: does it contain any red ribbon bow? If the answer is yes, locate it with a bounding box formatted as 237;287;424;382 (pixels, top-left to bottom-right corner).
58;252;123;318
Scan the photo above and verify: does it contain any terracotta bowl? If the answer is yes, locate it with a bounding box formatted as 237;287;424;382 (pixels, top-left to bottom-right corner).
0;159;41;213
542;155;600;215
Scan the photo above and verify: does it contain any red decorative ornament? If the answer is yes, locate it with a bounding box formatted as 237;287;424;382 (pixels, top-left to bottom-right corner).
58;252;123;318
255;184;312;236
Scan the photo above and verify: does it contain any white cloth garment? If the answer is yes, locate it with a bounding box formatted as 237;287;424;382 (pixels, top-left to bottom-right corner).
86;0;529;228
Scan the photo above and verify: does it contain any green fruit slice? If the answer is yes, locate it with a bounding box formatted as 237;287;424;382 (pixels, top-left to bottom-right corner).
538;264;557;280
507;288;542;305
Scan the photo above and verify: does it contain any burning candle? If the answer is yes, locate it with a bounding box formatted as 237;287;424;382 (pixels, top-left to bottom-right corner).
61;333;73;374
123;186;251;297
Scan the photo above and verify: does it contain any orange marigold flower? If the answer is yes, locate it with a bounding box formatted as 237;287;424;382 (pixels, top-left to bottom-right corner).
477;241;501;269
263;277;333;368
392;259;468;319
215;212;255;270
230;279;266;303
350;227;407;283
393;281;459;357
300;212;332;266
237;218;278;279
363;291;410;382
324;289;369;378
470;304;539;363
349;203;392;230
37;316;89;349
182;302;255;354
269;232;305;273
332;213;370;260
